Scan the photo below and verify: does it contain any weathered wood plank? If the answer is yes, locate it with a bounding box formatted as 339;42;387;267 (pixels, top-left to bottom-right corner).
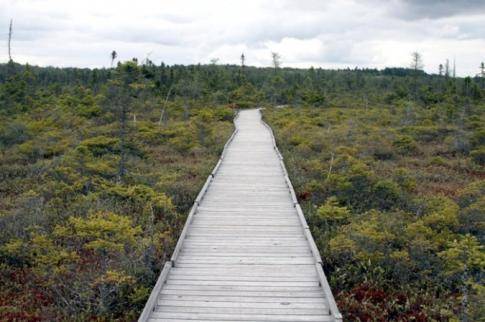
183;241;310;247
180;249;311;256
167;275;317;282
156;305;327;315
158;294;325;303
165;280;319;287
190;220;301;226
150;311;334;322
178;254;312;260
175;257;316;265
160;289;325;297
163;284;322;292
169;266;318;277
196;208;296;213
188;226;303;232
157;299;328;310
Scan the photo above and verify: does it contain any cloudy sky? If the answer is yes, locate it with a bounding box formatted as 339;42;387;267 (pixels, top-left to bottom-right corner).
1;0;484;76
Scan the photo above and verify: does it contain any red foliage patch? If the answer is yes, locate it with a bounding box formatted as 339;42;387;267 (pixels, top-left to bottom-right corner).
0;268;47;321
298;191;311;201
0;311;42;322
337;283;429;322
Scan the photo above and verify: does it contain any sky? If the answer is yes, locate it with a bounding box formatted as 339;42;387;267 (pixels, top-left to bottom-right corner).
0;0;484;76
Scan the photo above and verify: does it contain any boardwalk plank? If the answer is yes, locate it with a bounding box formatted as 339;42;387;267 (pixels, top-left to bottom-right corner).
158;294;325;303
156;305;327;315
157;299;327;310
150;312;334;322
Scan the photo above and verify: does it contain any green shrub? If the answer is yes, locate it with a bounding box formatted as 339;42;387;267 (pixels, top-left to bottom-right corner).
372;143;394;160
459;197;485;241
393;135;417;154
80;136;120;156
393;168;417;192
18;140;43;160
0;121;30;148
214;107;234;121
317;196;351;223
429;156;447;166
77;102;102;118
470;147;485;165
372;179;402;210
457;181;485;208
402;125;454;142
444;134;471;155
470;128;485;148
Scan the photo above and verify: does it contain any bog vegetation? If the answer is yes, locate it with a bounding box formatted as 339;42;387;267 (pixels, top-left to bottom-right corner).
0;58;484;321
0;61;234;320
263;80;484;319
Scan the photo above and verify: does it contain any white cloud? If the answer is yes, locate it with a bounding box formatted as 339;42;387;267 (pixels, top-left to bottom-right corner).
0;0;483;76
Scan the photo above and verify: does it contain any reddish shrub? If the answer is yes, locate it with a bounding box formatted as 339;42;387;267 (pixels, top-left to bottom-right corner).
337;283;429;322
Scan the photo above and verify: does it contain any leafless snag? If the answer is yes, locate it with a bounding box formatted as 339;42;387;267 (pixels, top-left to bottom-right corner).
110;50;117;68
8;19;13;62
271;52;281;70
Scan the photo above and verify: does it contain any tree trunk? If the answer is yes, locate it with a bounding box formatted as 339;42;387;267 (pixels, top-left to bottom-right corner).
159;85;173;127
117;104;127;183
183;97;189;121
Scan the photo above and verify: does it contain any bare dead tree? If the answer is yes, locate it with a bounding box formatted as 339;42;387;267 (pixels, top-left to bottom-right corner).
271;52;281;71
8;19;13;62
326;152;335;180
437;64;445;93
461;262;469;322
158;85;173;127
410;52;423;100
238;53;246;83
453;57;456;78
110;50;117;68
363;94;368;110
410;52;423;71
480;62;485;88
241;53;245;69
117;102;127;183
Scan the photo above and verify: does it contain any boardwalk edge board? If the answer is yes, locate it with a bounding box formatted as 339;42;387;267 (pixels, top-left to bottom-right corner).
260;109;342;322
138;110;240;322
138;261;172;321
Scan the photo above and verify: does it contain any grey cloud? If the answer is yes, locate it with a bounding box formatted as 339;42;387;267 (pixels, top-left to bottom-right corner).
154;13;195;24
391;0;485;19
457;20;485;39
0;11;73;41
97;27;185;46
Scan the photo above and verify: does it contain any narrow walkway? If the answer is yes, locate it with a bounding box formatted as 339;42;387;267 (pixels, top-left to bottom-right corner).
140;109;341;322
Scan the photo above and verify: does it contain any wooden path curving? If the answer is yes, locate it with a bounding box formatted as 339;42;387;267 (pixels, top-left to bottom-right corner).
139;109;341;322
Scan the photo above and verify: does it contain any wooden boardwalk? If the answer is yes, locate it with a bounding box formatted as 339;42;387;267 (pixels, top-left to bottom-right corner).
139;109;341;322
